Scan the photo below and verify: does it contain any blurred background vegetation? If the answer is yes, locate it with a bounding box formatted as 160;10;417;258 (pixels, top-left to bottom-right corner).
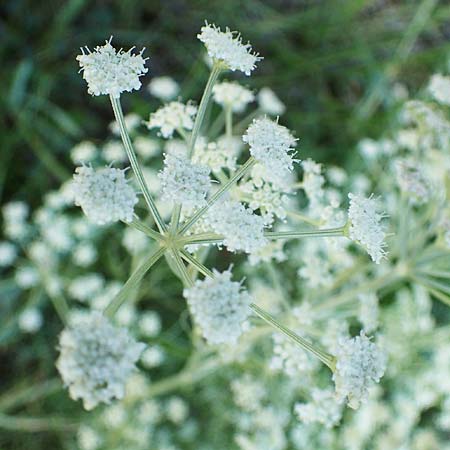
1;0;450;448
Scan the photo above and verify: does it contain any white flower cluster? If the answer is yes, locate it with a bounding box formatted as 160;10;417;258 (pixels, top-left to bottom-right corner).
206;200;267;254
77;39;148;98
332;332;387;409
193;137;237;173
56;312;145;410
147;76;179;101
258;87;286;116
243;117;297;188
294;388;344;428
183;269;252;345
395;159;430;205
72;166;138;225
347;193;387;264
428;74;450;106
159;153;211;209
146;101;197;138
212;81;254;112
197;22;262;75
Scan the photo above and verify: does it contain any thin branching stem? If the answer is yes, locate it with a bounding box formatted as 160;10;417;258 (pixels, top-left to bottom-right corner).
179;250;215;279
264;227;345;240
110;96;167;233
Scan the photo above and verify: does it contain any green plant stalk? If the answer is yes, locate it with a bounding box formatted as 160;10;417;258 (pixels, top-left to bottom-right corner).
187;63;223;159
179;249;215;279
264;227;345;240
0;413;78;432
180;156;257;234
104;245;165;317
167;249;194;287
110;96;167;233
250;303;336;370
179;232;224;245
126;218;164;242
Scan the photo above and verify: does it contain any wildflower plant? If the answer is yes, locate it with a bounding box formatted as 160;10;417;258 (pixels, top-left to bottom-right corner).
2;20;450;450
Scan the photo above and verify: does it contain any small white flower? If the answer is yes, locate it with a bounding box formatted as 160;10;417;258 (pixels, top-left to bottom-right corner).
15;266;39;289
212;81;254;113
258;87;285;116
146;101;197;138
428;73;450;106
109;113;141;136
358;293;379;333
102;141;127;163
193;137;237;172
243;117;297;189
72;165;138;225
347;193;387;264
70;141;98;164
0;241;17;267
72;243;98;267
197;22;262;75
77;38;148;98
294;388;344;428
183;269;252;345
138;311;162;337
18;308;43;333
206;200;267;254
332;332;387;409
56;311;145;410
68;273;104;303
141;345;165;369
159;153;210;210
148;76;180;101
133;136;160;160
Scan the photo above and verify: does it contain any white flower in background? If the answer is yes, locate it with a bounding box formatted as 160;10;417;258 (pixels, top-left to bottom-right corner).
102;141;127;163
78;425;103;450
332;332;387;409
395;159;430;205
231;374;266;412
138;311;162;338
159;153;210;209
70;141;98;164
92;281;121;311
146;101;197;138
72;165;138;225
294;388;344;428
206;200;267;254
301;159;325;209
3;201;29;223
212;81;254;113
141;345;165;369
72;242;97;267
122;226;150;254
428;74;450;106
183;269;252;345
56;311;145;410
148;76;180;101
77;38;148;98
347;193;387;264
15;266;39;289
258;87;285;116
197;22;262;75
18;308;43;333
358;292;379;333
109;113;141;135
133;136;160;160
243;117;297;188
68;273;104;303
166;397;189;424
0;241;17;267
193;137;237;172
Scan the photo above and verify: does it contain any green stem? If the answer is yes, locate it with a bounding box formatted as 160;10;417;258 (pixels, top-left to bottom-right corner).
180;232;224;245
180;157;257;235
167;250;194;287
104;245;165;317
0;414;77;432
125;218;164;242
187;64;223;159
225;104;233;141
110;96;167;233
179;250;215;278
250;303;336;370
264;227;345;240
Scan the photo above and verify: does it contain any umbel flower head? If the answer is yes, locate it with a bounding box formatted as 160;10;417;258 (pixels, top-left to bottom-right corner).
212;81;254;113
159;153;211;210
183;269;252;345
77;38;148;98
198;22;262;75
347;193;387;264
72;165;138;225
56;312;145;410
146;101;197;139
206;200;267;254
332;331;387;409
243;117;298;188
